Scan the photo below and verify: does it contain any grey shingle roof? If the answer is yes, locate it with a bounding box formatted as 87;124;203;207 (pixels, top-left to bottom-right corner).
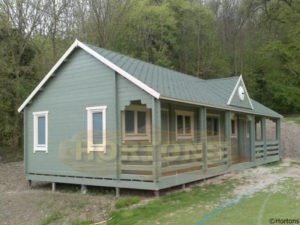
86;43;282;118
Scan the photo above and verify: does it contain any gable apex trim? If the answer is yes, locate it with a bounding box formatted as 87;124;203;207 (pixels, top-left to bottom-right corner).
18;40;160;112
226;75;254;110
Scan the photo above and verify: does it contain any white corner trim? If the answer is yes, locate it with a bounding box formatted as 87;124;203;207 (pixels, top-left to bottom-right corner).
227;75;254;109
77;41;160;99
18;40;160;112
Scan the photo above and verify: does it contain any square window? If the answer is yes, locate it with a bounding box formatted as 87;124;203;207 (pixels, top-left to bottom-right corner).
122;106;150;142
175;110;194;140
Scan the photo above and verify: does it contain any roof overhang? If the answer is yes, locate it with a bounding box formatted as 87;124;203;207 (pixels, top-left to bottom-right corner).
160;96;282;119
18;39;160;112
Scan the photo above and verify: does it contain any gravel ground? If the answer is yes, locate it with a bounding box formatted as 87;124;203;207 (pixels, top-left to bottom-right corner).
281;121;300;160
1;160;300;225
0;162;114;225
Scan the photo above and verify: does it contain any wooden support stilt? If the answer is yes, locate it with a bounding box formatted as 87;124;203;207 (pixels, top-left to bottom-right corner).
115;187;120;198
81;185;87;194
182;184;186;190
28;180;32;189
52;182;56;192
154;190;160;198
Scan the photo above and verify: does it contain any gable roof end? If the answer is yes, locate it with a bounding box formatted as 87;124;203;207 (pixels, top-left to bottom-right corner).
227;75;254;110
17;40;160;112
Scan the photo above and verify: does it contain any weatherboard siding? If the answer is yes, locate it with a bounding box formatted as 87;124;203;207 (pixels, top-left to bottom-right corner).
25;48;153;179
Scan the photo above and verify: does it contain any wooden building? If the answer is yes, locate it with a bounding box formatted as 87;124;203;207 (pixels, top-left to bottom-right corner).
18;40;282;195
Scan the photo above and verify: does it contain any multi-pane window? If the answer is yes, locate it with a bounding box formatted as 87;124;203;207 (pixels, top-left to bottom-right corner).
87;106;107;152
207;116;219;136
123;106;150;142
33;111;48;152
175;110;194;140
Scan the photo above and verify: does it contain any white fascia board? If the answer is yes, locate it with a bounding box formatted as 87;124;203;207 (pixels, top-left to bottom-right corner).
77;41;160;99
18;40;80;112
18;40;160;112
227;75;254;110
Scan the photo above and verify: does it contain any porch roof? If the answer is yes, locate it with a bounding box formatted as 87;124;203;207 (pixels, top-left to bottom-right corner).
86;43;282;118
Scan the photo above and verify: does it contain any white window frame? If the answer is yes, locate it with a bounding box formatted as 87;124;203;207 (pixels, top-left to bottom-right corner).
33;111;48;153
86;106;107;153
122;105;151;142
231;118;238;137
175;110;194;140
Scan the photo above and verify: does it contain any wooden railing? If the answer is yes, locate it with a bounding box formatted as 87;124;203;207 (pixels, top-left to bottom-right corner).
120;142;230;180
206;142;228;168
120;145;154;181
266;140;279;157
255;140;279;159
160;143;202;176
255;141;264;159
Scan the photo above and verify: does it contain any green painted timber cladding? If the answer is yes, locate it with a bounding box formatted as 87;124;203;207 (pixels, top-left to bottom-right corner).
25;49;153;179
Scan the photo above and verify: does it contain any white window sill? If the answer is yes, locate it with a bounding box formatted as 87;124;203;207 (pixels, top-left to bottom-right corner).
34;146;48;153
123;135;151;141
88;145;106;153
176;135;194;140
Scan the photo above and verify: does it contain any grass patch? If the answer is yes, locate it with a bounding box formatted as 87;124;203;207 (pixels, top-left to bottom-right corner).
115;197;141;209
40;212;64;225
204;178;300;225
108;178;300;225
87;186;114;196
284;115;300;124
263;161;281;167
71;219;94;225
108;179;238;225
57;183;80;193
291;161;300;166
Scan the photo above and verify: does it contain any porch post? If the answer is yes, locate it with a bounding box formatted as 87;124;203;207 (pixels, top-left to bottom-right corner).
262;117;267;160
199;107;207;172
224;111;231;167
276;118;281;158
152;98;161;182
248;115;255;162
